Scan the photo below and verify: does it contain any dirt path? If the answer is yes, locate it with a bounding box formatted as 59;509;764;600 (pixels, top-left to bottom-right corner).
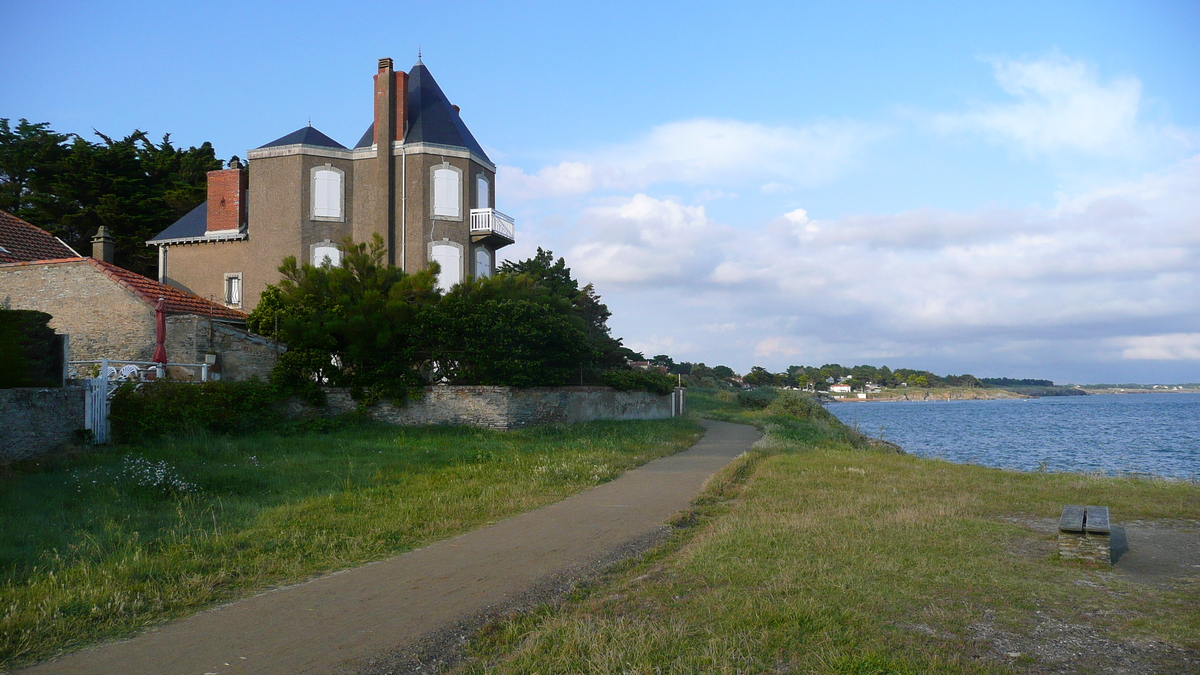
22;420;759;675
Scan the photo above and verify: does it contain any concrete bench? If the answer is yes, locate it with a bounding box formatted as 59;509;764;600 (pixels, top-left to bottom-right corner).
1057;505;1111;565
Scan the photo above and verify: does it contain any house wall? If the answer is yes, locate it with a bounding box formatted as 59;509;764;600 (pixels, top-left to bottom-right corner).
0;387;85;463
285;386;683;430
163;315;282;381
161;239;254;307
0;260;157;361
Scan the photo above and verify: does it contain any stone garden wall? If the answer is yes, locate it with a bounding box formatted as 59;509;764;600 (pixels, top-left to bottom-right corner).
286;386;685;430
0;386;85;463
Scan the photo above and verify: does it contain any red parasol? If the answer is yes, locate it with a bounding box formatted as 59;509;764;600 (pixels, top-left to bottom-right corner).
152;297;167;364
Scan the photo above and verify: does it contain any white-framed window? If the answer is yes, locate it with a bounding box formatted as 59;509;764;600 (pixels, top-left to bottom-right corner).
475;247;491;278
432;163;462;219
311;240;342;267
429;240;463;291
476;174;489;209
224;272;242;307
311;164;345;221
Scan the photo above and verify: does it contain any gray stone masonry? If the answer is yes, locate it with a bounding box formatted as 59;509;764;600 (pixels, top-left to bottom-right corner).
0;387;85;463
284;386;680;430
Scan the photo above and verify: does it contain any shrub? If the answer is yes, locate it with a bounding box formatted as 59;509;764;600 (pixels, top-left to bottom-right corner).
109;379;284;443
0;309;61;388
764;390;828;420
737;386;778;410
600;369;677;395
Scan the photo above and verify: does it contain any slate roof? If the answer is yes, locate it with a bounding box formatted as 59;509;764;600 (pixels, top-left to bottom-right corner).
0;210;79;263
353;62;491;163
258;125;347;150
148;202;208;242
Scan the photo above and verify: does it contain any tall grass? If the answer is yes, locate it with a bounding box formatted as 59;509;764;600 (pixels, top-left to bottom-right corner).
0;417;702;669
461;390;1200;673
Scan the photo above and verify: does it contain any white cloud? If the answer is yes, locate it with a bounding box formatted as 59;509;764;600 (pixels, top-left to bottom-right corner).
1118;334;1200;361
565;154;1200;376
934;55;1189;157
499;118;882;201
568;194;724;284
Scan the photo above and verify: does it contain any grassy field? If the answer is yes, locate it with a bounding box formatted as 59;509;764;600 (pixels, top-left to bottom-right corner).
459;389;1200;674
0;417;702;669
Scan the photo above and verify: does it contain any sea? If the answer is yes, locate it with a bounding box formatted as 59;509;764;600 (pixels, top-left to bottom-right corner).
826;393;1200;481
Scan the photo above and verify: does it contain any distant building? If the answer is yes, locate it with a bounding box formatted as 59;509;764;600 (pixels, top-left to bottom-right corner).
830;383;853;393
149;57;514;313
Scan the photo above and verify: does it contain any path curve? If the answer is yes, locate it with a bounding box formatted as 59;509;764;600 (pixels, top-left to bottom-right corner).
23;420;760;675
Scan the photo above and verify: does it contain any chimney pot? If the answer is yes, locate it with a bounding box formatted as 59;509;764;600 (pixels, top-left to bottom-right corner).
378;57;393;71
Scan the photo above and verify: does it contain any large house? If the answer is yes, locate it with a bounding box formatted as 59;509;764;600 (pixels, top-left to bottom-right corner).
149;57;514;313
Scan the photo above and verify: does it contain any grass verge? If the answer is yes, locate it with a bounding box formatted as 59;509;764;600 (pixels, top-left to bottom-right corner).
459;390;1200;674
0;417;702;669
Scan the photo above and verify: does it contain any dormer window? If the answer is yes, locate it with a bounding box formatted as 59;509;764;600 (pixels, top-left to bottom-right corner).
311;165;344;221
432;164;462;219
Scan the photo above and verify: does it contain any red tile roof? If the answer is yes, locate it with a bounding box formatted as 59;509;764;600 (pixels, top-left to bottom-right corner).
0;210;79;263
87;259;248;320
0;256;247;321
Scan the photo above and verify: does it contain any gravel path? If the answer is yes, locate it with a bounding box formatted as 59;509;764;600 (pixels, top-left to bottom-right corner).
22;420;759;675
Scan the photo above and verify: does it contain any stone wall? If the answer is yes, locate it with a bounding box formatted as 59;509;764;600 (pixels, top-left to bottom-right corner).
165;315;282;381
0;259;157;362
0;387;85;463
286;386;684;430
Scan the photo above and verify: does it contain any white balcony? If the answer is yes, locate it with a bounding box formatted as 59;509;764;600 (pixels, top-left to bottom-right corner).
469;208;515;246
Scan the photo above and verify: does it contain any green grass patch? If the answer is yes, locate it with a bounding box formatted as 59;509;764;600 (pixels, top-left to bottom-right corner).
0;417;702;669
461;390;1200;673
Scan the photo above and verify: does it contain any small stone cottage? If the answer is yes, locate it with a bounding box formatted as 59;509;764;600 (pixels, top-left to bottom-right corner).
0;211;280;381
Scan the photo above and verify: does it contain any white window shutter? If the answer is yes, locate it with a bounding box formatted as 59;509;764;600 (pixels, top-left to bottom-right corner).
314;169;341;218
434;168;460;218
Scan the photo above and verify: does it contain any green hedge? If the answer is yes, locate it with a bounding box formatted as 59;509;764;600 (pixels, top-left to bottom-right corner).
109;380;285;443
600;369;677;396
0;309;61;388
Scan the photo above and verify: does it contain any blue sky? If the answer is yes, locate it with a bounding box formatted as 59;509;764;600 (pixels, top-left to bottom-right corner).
4;1;1199;382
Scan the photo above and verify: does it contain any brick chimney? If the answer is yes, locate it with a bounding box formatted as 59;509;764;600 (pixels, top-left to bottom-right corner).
373;57;407;266
91;226;115;263
206;168;248;233
373;57;408;145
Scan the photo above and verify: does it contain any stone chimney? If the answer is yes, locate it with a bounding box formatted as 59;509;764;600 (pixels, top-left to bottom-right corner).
206;168;248;233
91;226;115;263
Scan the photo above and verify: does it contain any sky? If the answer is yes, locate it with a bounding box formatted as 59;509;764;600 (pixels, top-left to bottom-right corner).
3;0;1199;383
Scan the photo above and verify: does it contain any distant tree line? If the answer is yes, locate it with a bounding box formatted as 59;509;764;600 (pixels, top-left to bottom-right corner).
979;378;1054;387
646;359;1017;391
0;118;223;277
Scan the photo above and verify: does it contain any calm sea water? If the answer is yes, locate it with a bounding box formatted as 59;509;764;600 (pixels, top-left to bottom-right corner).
826;393;1200;480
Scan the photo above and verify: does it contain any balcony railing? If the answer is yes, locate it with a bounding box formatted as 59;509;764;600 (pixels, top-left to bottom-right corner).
469;208;515;242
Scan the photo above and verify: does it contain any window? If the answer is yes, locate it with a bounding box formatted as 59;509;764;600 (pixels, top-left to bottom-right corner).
311;240;341;267
311;165;344;220
430;241;462;291
432;164;461;219
475;247;491;278
224;272;242;307
476;174;489;209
